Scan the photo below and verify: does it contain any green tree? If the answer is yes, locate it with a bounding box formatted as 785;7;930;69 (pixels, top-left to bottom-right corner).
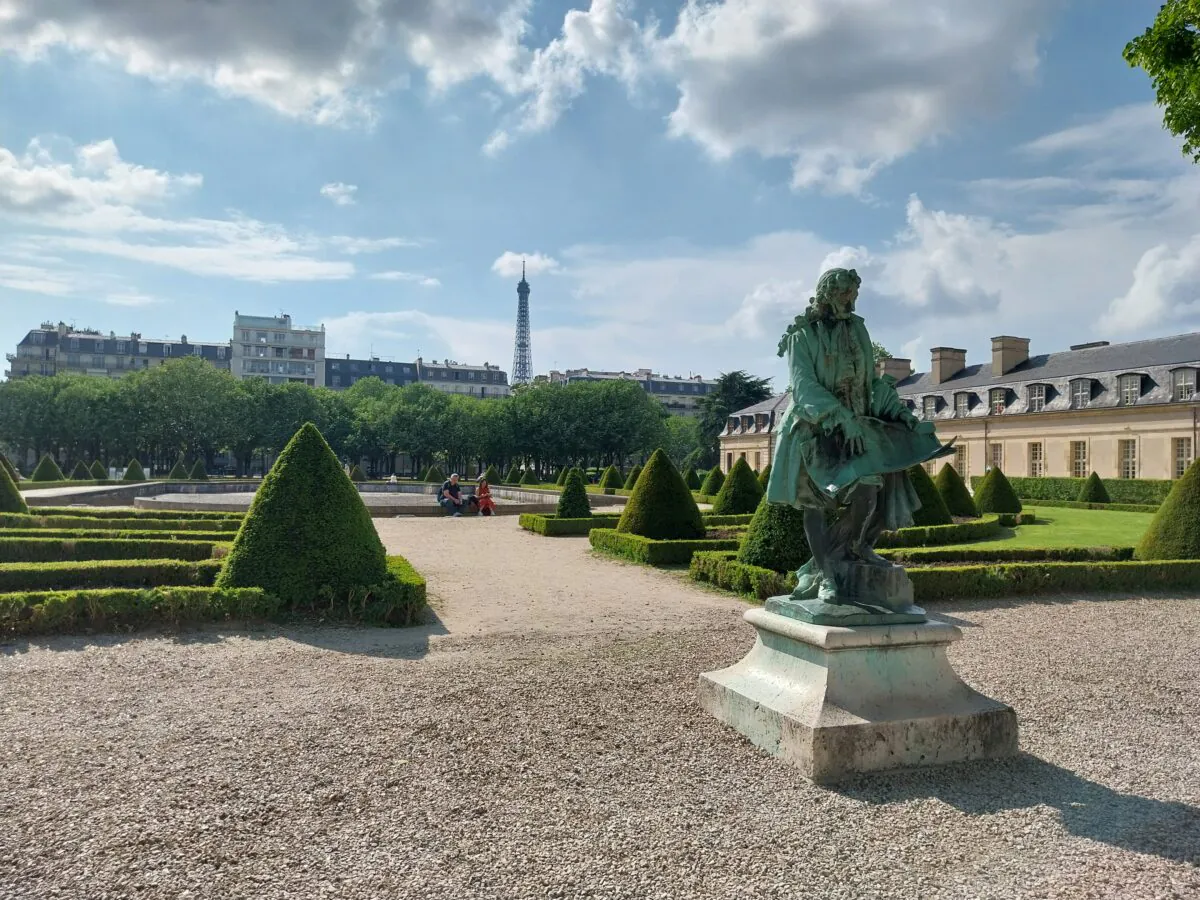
697;371;773;465
556;468;592;519
0;460;27;514
663;416;703;469
738;496;809;573
1077;472;1112;503
871;342;892;361
1125;2;1200;162
711;457;763;515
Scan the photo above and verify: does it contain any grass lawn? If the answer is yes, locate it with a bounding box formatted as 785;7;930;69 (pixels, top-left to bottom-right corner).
941;506;1155;551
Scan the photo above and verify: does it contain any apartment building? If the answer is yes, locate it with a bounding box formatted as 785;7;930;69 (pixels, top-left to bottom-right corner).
543;367;716;416
230;312;325;387
5;321;229;379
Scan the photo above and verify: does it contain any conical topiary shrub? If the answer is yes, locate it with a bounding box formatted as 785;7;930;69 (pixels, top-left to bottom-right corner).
122;459;145;482
482;464;502;484
1077;472;1111;503
425;465;445;484
0;460;27;514
416;466;429;482
975;467;1023;514
757;463;772;490
349;464;367;482
0;454;18;482
711;457;764;515
738;495;809;573
69;460;91;481
682;467;701;490
907;464;953;526
89;460;107;480
934;463;978;518
216;423;389;608
167;458;189;480
504;464;521;484
1136;458;1200;560
700;466;725;496
616;449;704;540
556;468;592;519
520;468;540;486
599;465;623;490
555;467;568;486
623;464;643;490
30;454;64;482
189;458;209;480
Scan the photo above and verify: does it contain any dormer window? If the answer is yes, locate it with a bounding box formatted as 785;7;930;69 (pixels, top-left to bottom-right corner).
1028;384;1046;412
954;393;971;417
1173;368;1196;401
1070;379;1091;409
1119;373;1142;406
989;388;1006;415
922;396;937;419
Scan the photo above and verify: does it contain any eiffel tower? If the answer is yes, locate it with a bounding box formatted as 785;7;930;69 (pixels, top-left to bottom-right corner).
511;260;532;385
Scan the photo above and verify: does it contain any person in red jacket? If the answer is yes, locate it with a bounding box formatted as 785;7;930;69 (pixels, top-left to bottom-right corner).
473;477;496;516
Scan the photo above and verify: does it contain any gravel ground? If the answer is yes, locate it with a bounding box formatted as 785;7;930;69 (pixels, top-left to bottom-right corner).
1;518;1198;899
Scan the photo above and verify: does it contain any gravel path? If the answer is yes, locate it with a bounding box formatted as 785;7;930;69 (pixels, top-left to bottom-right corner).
1;518;1198;899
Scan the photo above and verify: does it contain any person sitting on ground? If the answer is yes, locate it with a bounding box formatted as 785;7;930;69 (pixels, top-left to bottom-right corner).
388;473;398;485
439;473;466;517
474;477;496;517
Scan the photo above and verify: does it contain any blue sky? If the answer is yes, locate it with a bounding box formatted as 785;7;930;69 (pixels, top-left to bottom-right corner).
1;0;1197;389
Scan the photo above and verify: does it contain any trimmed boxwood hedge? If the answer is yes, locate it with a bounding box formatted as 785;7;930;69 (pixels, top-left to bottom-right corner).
690;551;791;600
556;468;592;519
167;459;190;480
0;559;223;591
737;496;809;573
482;464;503;485
0;538;220;563
699;467;725;497
974;467;1023;514
519;468;541;486
757;464;772;490
1136;458;1200;560
907;464;953;526
31;454;65;482
425;465;446;484
0;586;279;637
590;528;740;566
970;474;1173;505
0;454;19;482
934;463;977;518
875;516;1005;548
123;459;146;482
683;467;701;490
881;546;1135;564
616;449;704;540
0;462;27;514
89;460;107;480
519;513;619;536
349;464;367;482
1021;499;1159;513
69;461;91;481
623;465;643;491
504;464;521;484
599;465;624;490
36;506;243;521
1077;472;1110;503
0;513;241;532
711;457;763;516
189;459;209;480
0;528;236;543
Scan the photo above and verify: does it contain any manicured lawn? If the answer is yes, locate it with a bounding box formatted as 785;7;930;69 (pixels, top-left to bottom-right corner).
941;506;1154;551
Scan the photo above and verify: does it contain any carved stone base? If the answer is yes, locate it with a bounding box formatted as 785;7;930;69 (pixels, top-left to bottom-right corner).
698;608;1019;783
788;560;924;623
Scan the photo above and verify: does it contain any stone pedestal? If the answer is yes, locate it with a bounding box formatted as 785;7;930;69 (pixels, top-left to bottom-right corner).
698;608;1018;783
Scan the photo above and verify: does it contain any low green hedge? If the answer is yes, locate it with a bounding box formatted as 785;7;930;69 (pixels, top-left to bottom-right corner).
0;513;241;532
35;506;244;521
690;551;791;600
876;516;1005;548
0;538;220;563
305;555;427;626
0;528;235;543
882;546;1135;564
15;479;121;491
1021;499;1160;513
0;586;279;637
0;559;223;591
589;528;740;566
702;514;754;527
519;513;621;536
970;475;1173;505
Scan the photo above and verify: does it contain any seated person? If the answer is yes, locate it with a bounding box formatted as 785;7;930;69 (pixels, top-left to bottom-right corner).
439;473;466;517
474;478;496;516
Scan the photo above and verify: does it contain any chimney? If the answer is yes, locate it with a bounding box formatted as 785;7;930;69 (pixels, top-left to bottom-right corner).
930;347;967;385
991;335;1030;376
875;357;913;383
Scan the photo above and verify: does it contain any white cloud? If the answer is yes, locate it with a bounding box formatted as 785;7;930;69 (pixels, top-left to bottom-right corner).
1102;238;1200;332
102;290;163;307
491;251;559;277
328;235;421;254
370;270;441;287
320;182;357;206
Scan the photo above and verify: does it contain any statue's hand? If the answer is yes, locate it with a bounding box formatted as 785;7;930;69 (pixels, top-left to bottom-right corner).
840;418;866;456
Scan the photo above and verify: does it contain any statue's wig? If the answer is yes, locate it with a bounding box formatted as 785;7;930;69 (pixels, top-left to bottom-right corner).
806;268;861;321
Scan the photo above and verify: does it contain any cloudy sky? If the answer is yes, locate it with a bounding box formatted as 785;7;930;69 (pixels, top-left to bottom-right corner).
0;0;1196;388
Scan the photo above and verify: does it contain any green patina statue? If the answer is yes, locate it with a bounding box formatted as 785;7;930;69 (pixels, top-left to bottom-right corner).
765;268;954;625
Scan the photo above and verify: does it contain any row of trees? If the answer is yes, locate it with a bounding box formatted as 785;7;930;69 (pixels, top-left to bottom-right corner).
0;357;738;477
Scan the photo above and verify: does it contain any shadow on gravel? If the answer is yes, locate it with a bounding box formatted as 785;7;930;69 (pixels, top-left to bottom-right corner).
837;752;1200;865
287;607;449;660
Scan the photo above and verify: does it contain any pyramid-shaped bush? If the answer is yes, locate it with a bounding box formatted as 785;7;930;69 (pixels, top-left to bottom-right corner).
738;495;809;573
599;465;623;490
122;459;145;482
975;467;1022;514
757;463;772;490
700;466;725;496
504;464;521;484
934;463;977;517
217;423;389;607
682;467;701;490
616;449;704;540
555;467;568;486
711;457;764;515
0;454;18;482
89;460;107;480
349;464;367;482
1077;472;1111;504
520;468;540;485
69;460;92;481
30;454;64;482
623;464;643;490
189;458;209;480
907;464;953;526
556;468;592;519
425;465;445;484
0;460;27;514
1137;458;1200;559
482;464;502;484
167;458;189;480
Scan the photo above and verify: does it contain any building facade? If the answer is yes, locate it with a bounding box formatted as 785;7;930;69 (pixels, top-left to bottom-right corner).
718;394;789;473
414;358;510;397
544;368;716;416
324;356;419;390
5;321;229;379
719;332;1200;483
230;312;325;387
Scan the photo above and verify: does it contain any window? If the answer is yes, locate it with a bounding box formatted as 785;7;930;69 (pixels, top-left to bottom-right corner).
988;442;1003;471
217;346;226;359
274;347;285;358
954;444;968;476
989;389;1006;415
1174;438;1193;479
386;365;393;374
1119;374;1141;405
954;393;970;417
138;342;147;355
1071;441;1088;478
1028;442;1044;477
1173;369;1196;401
69;337;79;350
163;344;171;356
726;453;732;471
91;355;104;368
1070;379;1090;408
95;341;105;353
116;357;125;369
1028;384;1046;412
1119;439;1137;479
922;396;937;419
255;331;268;343
116;340;126;354
331;375;341;387
754;451;761;470
274;332;288;343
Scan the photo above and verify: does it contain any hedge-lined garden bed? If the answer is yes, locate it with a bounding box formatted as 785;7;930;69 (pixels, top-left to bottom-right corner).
0;537;223;563
1021;499;1160;513
0;513;241;532
589;529;740;566
970;474;1173;505
0;559;223;592
881;546;1135;564
520;510;753;537
36;506;244;521
0;528;236;542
